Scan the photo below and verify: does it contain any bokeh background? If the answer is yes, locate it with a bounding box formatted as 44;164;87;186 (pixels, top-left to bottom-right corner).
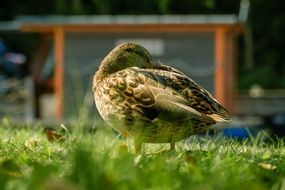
1;0;285;138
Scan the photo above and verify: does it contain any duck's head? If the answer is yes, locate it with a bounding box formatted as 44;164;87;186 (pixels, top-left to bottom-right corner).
94;43;159;82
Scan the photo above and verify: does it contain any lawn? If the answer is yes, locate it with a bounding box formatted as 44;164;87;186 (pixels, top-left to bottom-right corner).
0;118;285;190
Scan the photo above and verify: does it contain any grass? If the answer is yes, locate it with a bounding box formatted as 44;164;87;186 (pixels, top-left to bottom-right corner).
0;118;285;190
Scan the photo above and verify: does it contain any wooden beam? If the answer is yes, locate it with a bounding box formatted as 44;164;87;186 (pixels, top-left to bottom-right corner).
54;27;64;119
22;23;242;33
214;27;227;108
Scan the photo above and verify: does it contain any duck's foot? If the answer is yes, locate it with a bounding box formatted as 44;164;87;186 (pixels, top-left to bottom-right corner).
150;143;176;155
170;142;176;151
134;139;142;154
134;141;176;155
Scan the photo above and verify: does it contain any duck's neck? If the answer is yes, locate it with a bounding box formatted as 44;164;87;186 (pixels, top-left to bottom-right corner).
93;50;159;91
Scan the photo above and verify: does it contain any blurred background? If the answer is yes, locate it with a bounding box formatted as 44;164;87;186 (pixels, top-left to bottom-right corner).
0;0;285;138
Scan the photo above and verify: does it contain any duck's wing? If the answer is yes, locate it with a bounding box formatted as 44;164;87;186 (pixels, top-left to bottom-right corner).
138;65;231;122
112;67;211;124
132;79;203;122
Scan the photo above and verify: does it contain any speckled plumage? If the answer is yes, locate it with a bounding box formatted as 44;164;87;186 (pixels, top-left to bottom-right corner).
93;43;231;152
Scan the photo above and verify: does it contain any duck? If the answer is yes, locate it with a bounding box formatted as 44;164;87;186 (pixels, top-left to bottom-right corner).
92;43;231;153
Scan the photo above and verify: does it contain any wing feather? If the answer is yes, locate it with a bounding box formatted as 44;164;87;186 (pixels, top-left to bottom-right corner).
127;70;211;123
137;66;231;122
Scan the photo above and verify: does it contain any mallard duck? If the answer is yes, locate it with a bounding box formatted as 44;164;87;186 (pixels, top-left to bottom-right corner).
93;43;231;153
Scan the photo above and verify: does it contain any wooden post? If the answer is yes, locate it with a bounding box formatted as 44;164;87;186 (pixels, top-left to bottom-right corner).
225;32;235;113
214;27;227;107
54;27;64;119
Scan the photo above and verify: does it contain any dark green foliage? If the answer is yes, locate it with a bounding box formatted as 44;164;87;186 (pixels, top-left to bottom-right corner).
0;0;240;20
241;0;285;89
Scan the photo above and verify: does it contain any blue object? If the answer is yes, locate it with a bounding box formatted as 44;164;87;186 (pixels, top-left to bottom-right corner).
223;127;249;139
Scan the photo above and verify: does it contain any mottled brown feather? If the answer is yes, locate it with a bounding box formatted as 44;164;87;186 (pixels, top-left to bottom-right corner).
93;43;231;152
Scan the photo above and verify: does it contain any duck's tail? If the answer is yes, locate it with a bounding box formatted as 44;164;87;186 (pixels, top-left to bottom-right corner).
208;113;232;123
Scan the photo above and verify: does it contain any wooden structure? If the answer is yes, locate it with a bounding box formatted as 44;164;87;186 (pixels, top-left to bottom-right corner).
18;15;241;119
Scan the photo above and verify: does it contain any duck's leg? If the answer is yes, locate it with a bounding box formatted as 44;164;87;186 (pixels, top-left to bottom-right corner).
134;139;142;154
170;142;175;151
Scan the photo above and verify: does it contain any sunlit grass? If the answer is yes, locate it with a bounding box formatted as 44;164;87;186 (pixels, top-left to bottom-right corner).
0;118;285;190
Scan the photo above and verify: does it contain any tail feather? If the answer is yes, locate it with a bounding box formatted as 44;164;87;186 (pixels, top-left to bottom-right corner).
208;113;232;123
